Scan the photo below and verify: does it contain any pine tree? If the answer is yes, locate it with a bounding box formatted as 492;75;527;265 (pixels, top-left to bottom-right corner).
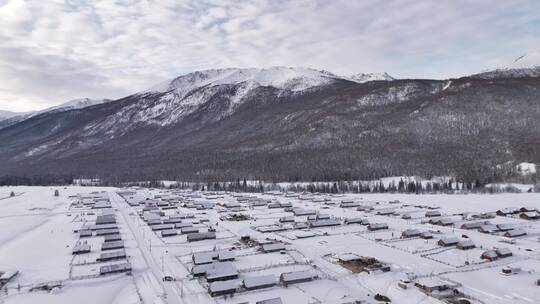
398;178;405;192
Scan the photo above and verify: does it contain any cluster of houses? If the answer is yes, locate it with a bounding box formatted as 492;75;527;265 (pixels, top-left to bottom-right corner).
437;237;476;250
73;194;131;276
72;191;112;209
496;207;540;220
129;196;217;242
460;221;528;238
256;199;397;234
190;240;316;298
422;207;530;239
414;277;461;299
480;247;513;261
401;228;434;239
112;189;539;303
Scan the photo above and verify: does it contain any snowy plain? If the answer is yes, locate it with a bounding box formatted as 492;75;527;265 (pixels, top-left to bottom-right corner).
0;186;538;304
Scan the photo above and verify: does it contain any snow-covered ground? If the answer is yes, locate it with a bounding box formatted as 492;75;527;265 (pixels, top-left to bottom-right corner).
0;187;539;304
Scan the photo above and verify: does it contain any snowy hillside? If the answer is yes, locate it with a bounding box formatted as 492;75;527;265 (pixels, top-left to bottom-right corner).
0;110;25;121
88;67;348;131
148;67;341;96
349;72;394;83
473;50;540;79
1;65;539;181
112;67;394;128
37;98;111;114
0;98;110;130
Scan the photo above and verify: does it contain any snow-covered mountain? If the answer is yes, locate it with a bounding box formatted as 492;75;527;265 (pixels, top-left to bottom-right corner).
2;67;391;126
1;65;539;181
511;50;540;69
148;67;341;96
149;67;394;96
2;67;394;131
349;72;394;83
472;50;540;79
110;67;393;128
37;98;111;114
0;110;26;121
89;67;351;131
0;98;110;129
473;66;540;79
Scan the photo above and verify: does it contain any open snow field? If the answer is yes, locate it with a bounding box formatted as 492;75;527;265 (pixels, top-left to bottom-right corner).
0;187;539;304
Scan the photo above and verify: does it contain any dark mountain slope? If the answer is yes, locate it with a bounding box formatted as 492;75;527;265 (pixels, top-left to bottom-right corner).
0;71;539;182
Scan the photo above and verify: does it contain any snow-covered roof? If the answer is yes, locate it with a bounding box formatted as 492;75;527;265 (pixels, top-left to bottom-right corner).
280;270;314;282
309;219;341;227
98;249;126;260
495;248;512;257
262;243;286;252
101;240;124;250
457;240;475;247
438;237;459;245
255;297;283;304
337;253;362;262
504;228;527;237
208;280;238;293
99;262;131;274
243;275;276;289
402;229;421;236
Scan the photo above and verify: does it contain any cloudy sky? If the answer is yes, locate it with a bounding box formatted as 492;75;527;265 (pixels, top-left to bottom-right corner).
1;0;539;112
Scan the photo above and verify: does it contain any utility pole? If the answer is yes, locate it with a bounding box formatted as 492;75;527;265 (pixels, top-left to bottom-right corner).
161;254;164;272
180;279;184;298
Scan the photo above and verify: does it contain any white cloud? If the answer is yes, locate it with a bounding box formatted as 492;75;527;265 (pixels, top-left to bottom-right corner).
0;0;539;111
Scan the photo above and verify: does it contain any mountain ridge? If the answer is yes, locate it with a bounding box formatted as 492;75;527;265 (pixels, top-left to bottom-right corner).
0;66;539;182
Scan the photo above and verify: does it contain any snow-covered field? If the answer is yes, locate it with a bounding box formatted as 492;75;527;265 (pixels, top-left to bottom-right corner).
0;187;539;304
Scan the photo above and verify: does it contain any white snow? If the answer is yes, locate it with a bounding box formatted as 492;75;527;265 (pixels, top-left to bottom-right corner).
35;98;111;115
473;50;540;79
517;162;537;175
0;110;27;121
0;98;110;127
1;187;539;304
147;67;340;97
348;72;394;83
